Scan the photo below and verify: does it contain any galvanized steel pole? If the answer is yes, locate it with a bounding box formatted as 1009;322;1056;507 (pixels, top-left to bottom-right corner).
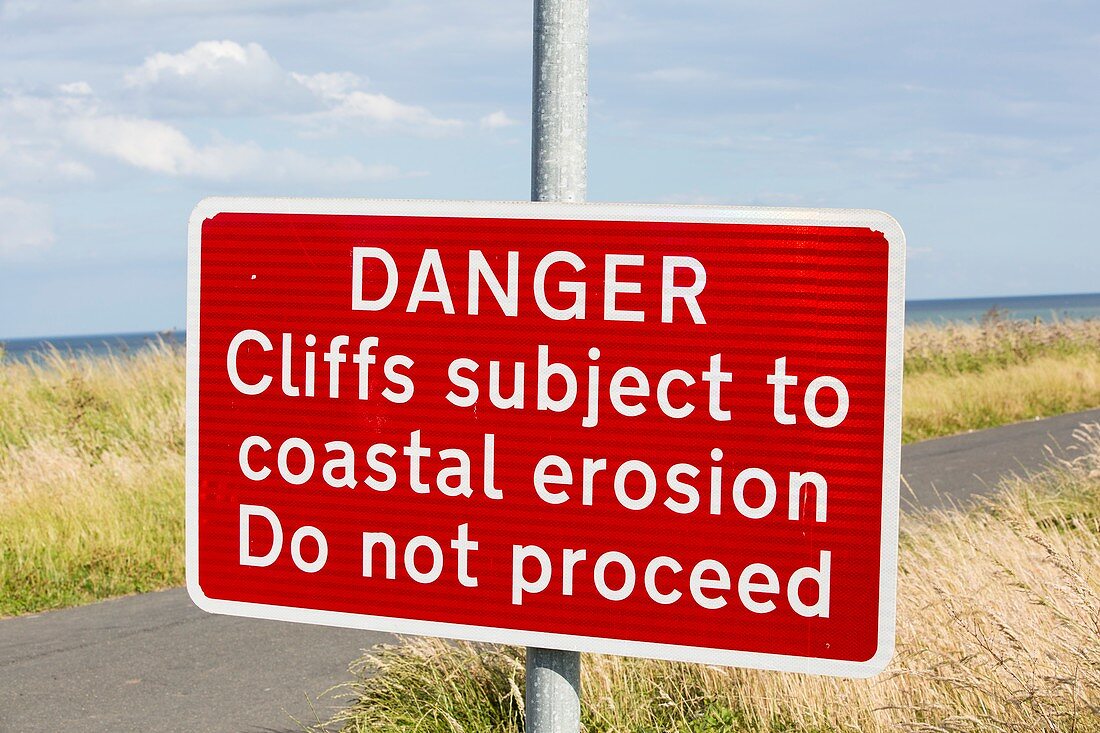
526;0;587;731
531;0;588;203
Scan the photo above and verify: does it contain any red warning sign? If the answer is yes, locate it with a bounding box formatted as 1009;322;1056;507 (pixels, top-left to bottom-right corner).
187;198;904;677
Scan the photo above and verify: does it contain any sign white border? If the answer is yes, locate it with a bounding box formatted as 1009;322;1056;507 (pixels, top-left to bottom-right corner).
186;197;905;678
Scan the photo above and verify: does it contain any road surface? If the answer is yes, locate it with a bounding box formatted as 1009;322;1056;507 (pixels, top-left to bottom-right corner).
1;408;1097;733
900;408;1099;509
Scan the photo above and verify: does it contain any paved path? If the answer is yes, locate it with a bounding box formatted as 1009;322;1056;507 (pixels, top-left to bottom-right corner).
900;407;1099;509
0;589;390;733
1;408;1097;733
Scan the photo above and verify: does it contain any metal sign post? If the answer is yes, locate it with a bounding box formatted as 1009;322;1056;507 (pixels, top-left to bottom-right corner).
532;0;588;203
186;0;903;726
527;0;587;730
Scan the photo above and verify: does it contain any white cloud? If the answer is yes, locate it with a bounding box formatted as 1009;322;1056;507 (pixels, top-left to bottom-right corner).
64;113;403;182
480;110;517;129
293;62;463;134
124;40;317;116
0;133;95;184
0;90;97;184
0;84;407;185
0;197;54;259
66;114;193;175
0;42;432;185
291;71;361;100
58;81;93;96
312;89;462;131
123;40;462;132
126;40;272;85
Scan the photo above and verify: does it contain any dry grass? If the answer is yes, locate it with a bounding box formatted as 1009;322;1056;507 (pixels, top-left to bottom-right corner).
316;426;1100;733
904;316;1100;377
0;342;184;616
904;353;1100;442
0;316;1095;616
903;318;1100;442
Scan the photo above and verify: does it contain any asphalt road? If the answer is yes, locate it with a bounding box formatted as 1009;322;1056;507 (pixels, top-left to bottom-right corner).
900;407;1100;509
1;407;1097;733
0;589;389;733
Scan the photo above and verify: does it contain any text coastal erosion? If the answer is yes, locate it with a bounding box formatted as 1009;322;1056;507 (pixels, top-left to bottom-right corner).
228;245;849;615
189;201;902;673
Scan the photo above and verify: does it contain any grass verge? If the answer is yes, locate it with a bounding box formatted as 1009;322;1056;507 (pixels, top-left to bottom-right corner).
0;343;184;616
315;425;1100;733
0;317;1096;616
903;317;1100;442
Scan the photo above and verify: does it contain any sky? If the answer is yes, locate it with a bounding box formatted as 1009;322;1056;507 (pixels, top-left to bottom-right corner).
0;0;1098;339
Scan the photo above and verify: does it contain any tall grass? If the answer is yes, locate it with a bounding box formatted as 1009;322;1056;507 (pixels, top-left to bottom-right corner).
0;343;184;616
0;318;1096;616
903;318;1100;442
904;352;1100;441
315;425;1100;733
904;315;1100;378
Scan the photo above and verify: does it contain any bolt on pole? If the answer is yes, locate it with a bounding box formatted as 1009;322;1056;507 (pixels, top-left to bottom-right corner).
527;0;587;731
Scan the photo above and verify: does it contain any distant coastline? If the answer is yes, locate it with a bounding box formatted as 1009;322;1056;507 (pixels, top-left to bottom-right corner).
1;330;185;361
905;291;1100;325
3;292;1100;361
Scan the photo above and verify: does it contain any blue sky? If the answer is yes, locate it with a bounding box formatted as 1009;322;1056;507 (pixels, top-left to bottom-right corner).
1;0;1097;339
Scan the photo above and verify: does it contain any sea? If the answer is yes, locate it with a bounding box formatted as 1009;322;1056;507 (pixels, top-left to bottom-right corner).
3;292;1100;362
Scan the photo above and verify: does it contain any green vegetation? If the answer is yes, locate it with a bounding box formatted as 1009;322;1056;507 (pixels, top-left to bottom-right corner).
904;312;1100;377
903;317;1100;441
314;426;1100;733
0;318;1096;617
0;343;184;616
